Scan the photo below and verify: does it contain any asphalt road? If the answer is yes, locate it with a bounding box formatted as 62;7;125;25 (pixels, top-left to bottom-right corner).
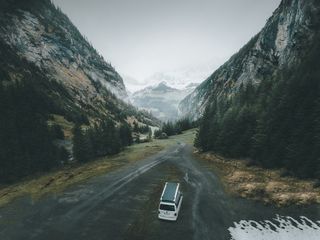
0;143;319;240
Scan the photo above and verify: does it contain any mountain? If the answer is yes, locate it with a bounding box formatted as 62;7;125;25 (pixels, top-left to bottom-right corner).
123;75;146;93
130;81;198;121
143;63;217;90
179;0;320;120
0;0;157;126
0;0;159;183
191;0;320;179
124;62;217;93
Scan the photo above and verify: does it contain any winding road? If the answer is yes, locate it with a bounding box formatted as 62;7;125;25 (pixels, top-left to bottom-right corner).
0;143;319;240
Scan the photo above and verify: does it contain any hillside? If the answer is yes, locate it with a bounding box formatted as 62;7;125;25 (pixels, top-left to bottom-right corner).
0;0;158;125
179;0;320;120
190;0;320;179
0;0;158;183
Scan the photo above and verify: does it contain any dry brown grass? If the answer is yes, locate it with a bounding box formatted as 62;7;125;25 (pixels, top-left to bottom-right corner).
196;152;320;207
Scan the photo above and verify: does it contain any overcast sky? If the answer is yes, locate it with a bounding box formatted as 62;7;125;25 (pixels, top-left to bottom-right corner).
53;0;281;87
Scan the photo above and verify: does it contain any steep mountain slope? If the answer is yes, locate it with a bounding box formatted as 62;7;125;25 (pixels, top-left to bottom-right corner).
179;0;320;119
0;0;159;183
0;0;156;125
130;82;198;121
193;0;320;179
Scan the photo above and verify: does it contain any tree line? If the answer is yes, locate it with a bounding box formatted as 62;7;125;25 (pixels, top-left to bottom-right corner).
0;81;67;183
133;121;150;134
154;118;196;138
72;120;133;163
195;37;320;180
0;79;134;183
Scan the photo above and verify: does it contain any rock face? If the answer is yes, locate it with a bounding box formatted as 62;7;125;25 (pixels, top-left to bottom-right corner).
1;0;127;98
179;0;320;119
130;81;198;121
0;0;159;125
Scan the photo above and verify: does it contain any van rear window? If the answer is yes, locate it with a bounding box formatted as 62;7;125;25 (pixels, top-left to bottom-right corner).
160;204;175;211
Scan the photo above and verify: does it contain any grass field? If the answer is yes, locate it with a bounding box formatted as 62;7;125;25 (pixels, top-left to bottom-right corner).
0;129;196;208
196;152;320;206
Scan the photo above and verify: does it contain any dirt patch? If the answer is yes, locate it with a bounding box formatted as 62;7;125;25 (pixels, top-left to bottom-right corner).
195;152;320;207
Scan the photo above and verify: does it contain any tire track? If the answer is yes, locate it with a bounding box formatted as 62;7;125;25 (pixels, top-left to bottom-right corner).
63;155;169;222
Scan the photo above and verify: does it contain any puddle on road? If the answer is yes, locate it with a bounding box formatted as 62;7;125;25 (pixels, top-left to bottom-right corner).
228;215;320;240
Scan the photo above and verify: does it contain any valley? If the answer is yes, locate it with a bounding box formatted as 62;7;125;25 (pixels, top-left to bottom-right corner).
0;130;319;240
0;0;320;239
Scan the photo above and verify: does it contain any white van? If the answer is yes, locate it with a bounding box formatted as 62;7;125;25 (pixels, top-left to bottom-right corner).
158;182;183;221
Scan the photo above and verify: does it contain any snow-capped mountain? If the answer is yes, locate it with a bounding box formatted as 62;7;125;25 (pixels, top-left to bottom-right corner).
143;63;218;90
123;61;219;93
130;81;198;121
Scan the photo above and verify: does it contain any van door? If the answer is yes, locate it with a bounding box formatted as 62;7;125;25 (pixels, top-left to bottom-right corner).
159;203;176;219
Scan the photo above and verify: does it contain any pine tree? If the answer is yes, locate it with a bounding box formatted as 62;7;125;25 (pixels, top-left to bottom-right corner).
0;81;63;183
119;123;133;147
72;124;89;162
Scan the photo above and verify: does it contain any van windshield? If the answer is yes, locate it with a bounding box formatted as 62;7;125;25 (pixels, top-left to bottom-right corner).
160;204;175;211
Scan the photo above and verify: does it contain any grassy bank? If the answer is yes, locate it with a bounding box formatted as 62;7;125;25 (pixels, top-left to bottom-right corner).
0;129;196;208
196;152;320;207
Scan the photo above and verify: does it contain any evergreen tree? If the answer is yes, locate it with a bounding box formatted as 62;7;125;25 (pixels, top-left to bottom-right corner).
0;81;64;183
50;124;64;139
195;35;320;179
119;123;133;147
72;124;89;162
147;127;152;141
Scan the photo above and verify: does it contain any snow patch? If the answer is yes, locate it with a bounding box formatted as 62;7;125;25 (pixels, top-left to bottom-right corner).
229;215;320;240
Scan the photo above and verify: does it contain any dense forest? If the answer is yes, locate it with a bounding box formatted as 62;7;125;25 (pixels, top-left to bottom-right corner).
196;35;320;179
0;81;68;183
73;120;133;163
0;79;135;183
0;3;156;184
0;44;136;184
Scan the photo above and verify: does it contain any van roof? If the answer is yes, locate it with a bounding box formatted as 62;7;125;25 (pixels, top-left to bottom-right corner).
161;182;179;203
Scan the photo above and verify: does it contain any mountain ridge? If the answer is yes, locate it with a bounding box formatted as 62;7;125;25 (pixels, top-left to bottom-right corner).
0;0;160;183
130;81;198;121
179;0;320;119
0;0;158;126
193;0;320;179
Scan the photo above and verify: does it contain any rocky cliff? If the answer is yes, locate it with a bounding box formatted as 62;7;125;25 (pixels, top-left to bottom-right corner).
179;0;320;119
0;0;153;125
